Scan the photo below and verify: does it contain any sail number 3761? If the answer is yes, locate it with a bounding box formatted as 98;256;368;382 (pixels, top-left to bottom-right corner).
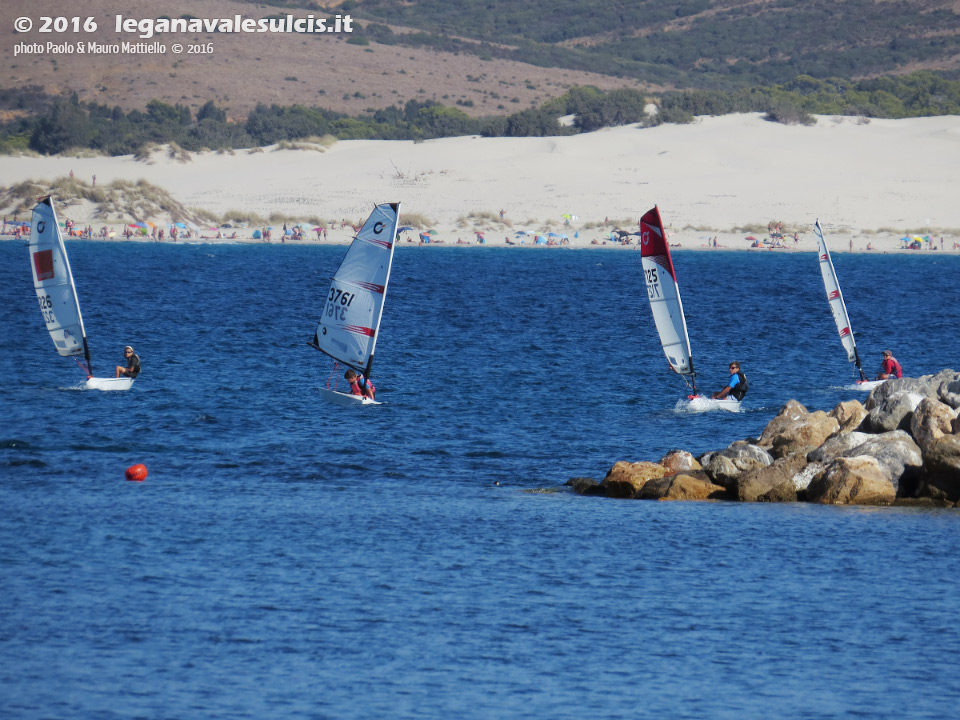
644;268;662;299
325;288;355;321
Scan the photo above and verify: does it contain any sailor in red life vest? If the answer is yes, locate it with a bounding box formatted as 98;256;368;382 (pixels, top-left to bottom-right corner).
344;369;375;400
877;349;903;380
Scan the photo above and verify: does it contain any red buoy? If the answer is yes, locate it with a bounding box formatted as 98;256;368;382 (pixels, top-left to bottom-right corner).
125;464;148;482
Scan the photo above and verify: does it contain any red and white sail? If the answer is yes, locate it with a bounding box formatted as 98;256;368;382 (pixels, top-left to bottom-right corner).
29;196;92;370
640;206;694;378
312;202;399;376
814;219;865;378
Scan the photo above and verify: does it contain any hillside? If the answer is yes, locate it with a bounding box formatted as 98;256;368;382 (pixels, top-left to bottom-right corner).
347;0;960;86
0;0;648;120
5;0;960;124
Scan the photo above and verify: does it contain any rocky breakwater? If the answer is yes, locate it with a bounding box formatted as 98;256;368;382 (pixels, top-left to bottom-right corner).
570;370;960;507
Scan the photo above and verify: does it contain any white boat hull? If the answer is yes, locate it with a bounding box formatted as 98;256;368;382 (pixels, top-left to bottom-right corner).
320;388;380;406
84;376;135;391
854;379;886;392
678;395;741;413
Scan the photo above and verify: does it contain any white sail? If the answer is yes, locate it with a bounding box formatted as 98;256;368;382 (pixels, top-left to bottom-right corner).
28;196;91;368
814;219;865;377
639;206;695;380
312;202;399;375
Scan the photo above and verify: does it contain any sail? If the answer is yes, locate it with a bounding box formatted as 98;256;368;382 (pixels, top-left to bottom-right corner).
28;196;91;369
312;202;399;376
639;206;695;379
814;219;865;378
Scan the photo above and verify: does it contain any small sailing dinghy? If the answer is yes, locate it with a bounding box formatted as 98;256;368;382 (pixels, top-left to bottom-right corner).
29;196;134;391
814;220;883;391
640;206;740;412
308;202;400;405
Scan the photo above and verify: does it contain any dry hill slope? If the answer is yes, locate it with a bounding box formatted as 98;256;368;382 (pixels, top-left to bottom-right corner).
1;0;646;118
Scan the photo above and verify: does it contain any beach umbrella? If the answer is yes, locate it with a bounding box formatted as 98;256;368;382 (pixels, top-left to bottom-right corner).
397;226;414;232
418;232;431;243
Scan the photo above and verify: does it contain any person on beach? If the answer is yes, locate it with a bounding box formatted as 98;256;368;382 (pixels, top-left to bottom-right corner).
344;369;375;400
877;350;902;380
712;362;748;401
115;346;141;379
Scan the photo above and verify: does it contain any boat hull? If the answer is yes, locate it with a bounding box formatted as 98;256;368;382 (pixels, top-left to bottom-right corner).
320;388;380;406
84;376;135;391
854;379;887;392
679;395;741;413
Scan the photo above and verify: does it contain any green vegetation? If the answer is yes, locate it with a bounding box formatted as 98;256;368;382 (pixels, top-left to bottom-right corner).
3;72;960;156
347;0;960;89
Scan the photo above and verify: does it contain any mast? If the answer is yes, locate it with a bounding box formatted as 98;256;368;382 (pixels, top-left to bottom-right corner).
363;202;400;380
815;219;866;381
49;197;93;375
30;195;93;376
640;205;697;394
309;202;400;378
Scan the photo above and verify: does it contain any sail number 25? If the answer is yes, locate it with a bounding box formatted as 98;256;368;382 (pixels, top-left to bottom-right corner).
37;293;56;324
644;267;662;299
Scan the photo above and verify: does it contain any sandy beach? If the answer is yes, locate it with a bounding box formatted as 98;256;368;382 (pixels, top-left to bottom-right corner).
2;113;959;253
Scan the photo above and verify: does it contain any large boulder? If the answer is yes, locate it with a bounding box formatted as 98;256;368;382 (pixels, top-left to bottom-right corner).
807;431;873;464
860;391;925;433
636;472;726;501
910;397;958;452
700;442;773;489
567;477;603;496
829;399;867;433
758;400;809;443
806;456;897;505
658;449;702;475
840;430;922;495
919;435;960;502
758;400;839;459
758;481;800;503
792;461;826;492
865;370;955;410
937;372;960;409
736;450;812;502
599;461;667;498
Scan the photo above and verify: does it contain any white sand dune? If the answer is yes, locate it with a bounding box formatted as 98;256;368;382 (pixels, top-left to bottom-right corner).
2;113;959;251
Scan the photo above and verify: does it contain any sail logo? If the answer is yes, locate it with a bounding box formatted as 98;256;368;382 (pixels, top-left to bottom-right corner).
37;221;46;234
820;253;829;261
839;327;851;336
33;249;55;280
828;290;840;299
373;221;385;234
641;231;649;246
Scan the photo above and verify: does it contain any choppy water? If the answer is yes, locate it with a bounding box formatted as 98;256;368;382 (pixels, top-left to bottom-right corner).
2;240;959;719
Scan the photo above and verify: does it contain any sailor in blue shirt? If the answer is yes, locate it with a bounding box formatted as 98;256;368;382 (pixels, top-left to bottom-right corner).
712;361;748;400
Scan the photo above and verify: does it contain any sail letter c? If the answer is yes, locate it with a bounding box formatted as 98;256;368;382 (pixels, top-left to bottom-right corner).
373;221;385;234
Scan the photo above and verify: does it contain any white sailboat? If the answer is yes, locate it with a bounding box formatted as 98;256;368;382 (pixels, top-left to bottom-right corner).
308;202;400;405
814;219;883;391
28;196;134;391
640;206;740;412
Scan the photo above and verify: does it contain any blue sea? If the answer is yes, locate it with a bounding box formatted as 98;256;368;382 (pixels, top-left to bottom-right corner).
2;240;959;719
